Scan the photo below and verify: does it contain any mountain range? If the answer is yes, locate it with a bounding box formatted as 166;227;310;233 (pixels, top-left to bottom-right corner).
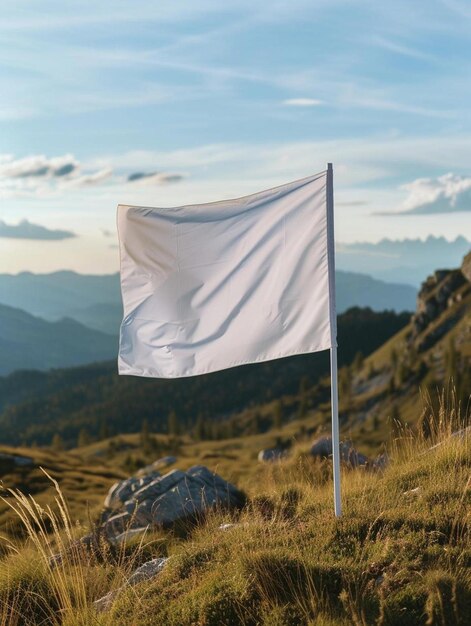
0;307;411;446
336;235;470;286
0;270;416;336
0;303;117;376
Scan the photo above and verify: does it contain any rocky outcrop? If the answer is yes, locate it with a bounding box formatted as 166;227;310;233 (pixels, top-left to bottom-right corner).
462;251;471;283
103;465;246;537
410;260;470;351
412;270;466;333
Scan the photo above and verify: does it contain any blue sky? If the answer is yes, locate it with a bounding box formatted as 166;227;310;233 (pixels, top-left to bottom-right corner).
1;0;470;273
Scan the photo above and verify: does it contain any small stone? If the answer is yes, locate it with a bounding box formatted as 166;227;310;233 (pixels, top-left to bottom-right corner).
94;557;169;613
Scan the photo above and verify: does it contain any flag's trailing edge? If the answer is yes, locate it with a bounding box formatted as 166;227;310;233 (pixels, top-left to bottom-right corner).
117;170;335;379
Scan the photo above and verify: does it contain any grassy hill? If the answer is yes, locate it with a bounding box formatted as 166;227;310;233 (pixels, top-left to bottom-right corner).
331;259;471;449
0;257;469;625
0;416;469;625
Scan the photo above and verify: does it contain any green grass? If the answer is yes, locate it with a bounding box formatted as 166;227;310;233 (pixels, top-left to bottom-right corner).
0;408;470;625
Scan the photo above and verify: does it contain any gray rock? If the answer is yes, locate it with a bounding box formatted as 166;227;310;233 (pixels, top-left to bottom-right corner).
310;437;369;467
103;465;245;536
94;557;169;612
309;436;333;458
0;453;34;470
372;452;389;471
258;448;287;462
153;456;177;469
109;526;149;546
104;471;161;510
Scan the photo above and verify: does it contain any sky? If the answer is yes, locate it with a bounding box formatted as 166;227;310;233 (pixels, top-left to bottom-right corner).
1;0;470;274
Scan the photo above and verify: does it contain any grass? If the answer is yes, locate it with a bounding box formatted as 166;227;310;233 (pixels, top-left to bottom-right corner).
0;396;470;625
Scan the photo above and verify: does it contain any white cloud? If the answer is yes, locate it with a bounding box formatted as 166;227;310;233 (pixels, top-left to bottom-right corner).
398;173;471;214
282;98;323;107
0;154;78;179
0;219;76;240
0;154;112;197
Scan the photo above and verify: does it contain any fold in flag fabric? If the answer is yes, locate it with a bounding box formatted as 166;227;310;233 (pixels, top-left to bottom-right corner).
117;170;335;378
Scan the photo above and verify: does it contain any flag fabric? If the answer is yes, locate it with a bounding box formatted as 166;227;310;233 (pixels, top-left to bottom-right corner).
117;170;335;379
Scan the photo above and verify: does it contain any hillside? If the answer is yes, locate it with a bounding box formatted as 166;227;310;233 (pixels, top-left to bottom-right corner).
329;252;471;448
0;303;118;375
0;414;470;625
0;258;469;626
0;307;410;447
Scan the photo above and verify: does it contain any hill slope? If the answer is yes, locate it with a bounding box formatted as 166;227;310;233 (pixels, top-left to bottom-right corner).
1;417;470;625
0;303;117;375
331;252;471;447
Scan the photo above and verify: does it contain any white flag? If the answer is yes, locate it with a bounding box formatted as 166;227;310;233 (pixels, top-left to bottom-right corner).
117;170;336;378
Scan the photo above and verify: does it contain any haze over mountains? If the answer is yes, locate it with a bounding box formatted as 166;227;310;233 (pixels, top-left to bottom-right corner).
0;269;415;328
0;304;117;375
2;236;469;376
337;236;470;285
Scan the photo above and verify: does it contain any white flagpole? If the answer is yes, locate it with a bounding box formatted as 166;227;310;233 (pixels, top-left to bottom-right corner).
326;162;342;517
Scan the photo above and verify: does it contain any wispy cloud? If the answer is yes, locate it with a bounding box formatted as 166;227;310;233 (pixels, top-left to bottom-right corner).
0;219;76;240
370;36;435;62
127;172;185;184
282;98;323;107
0;154;78;179
60;168;112;188
0;154;112;197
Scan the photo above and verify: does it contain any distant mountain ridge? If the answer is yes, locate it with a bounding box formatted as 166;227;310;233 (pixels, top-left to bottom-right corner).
0;307;411;446
0;303;117;375
0;270;416;337
337;235;470;286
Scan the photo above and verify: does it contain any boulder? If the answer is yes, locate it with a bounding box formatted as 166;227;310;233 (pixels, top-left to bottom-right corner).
310;437;369;467
104;470;161;510
309;436;333;458
258;448;286;463
103;465;246;536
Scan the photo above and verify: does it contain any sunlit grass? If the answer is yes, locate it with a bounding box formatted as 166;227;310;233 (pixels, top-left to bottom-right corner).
0;392;470;625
